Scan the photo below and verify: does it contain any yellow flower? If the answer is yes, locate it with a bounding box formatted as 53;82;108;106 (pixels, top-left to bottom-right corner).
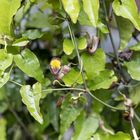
50;58;61;69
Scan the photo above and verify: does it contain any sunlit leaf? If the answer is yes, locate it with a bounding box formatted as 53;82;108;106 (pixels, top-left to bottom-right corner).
12;38;29;47
0;118;7;140
14;49;44;82
61;0;80;23
63;39;74;55
113;0;140;30
0;71;10;88
72;111;99;140
77;37;87;50
0;49;13;71
129;43;140;51
82;0;99;27
20;83;43;124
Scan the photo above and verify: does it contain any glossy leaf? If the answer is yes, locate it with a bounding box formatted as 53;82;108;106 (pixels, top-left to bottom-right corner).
0;0;21;44
14;49;44;82
116;16;134;50
77;37;87;50
12;38;29;47
82;0;99;27
61;0;80;23
63;39;74;55
81;49;106;79
94;131;131;140
0;72;10;88
125;56;140;81
62;69;83;86
20;83;43;124
0;118;7;140
113;0;140;30
129;43;140;51
88;70;117;91
0;49;13;71
60;94;84;138
72;111;99;140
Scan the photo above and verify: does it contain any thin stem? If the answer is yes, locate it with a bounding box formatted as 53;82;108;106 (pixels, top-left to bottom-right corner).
134;112;140;123
9;80;23;87
87;90;124;111
67;20;87;90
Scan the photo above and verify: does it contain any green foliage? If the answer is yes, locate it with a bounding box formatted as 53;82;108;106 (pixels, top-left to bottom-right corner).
20;83;43;124
0;0;140;139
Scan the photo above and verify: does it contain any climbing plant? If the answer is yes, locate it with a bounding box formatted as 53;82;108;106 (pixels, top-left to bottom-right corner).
0;0;140;140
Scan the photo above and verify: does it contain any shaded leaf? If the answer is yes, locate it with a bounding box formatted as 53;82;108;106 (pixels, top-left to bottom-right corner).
113;0;140;30
20;83;43;124
0;118;7;140
63;39;74;55
61;0;80;23
14;49;44;82
72;111;99;140
81;49;106;80
82;0;99;27
116;16;134;50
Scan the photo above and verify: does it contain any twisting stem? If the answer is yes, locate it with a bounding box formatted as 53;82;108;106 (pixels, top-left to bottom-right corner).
67;20;87;90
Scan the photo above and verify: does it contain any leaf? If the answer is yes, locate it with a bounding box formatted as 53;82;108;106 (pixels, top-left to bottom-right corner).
81;49;106;80
20;83;43;124
14;49;44;82
129;43;140;51
112;0;140;31
0;49;13;71
116;16;134;50
72;111;99;140
60;94;84;138
88;70;117;91
12;38;29;47
0;71;10;88
61;0;80;23
94;131;131;140
0;0;21;44
63;39;74;55
62;69;83;86
82;0;99;27
125;54;140;81
77;37;87;50
129;83;140;105
0;118;7;140
22;29;44;40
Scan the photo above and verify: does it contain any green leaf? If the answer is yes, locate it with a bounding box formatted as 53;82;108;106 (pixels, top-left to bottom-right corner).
125;55;140;81
61;0;80;23
82;0;99;27
129;83;140;105
0;118;7;140
77;37;87;50
88;70;117;91
0;0;21;44
62;69;83;86
0;49;13;71
116;16;134;50
20;83;43;124
60;94;84;138
12;38;29;47
129;43;140;51
22;29;44;40
14;49;44;82
112;0;140;31
63;39;74;55
72;111;99;140
0;71;10;88
81;49;106;79
94;131;131;140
